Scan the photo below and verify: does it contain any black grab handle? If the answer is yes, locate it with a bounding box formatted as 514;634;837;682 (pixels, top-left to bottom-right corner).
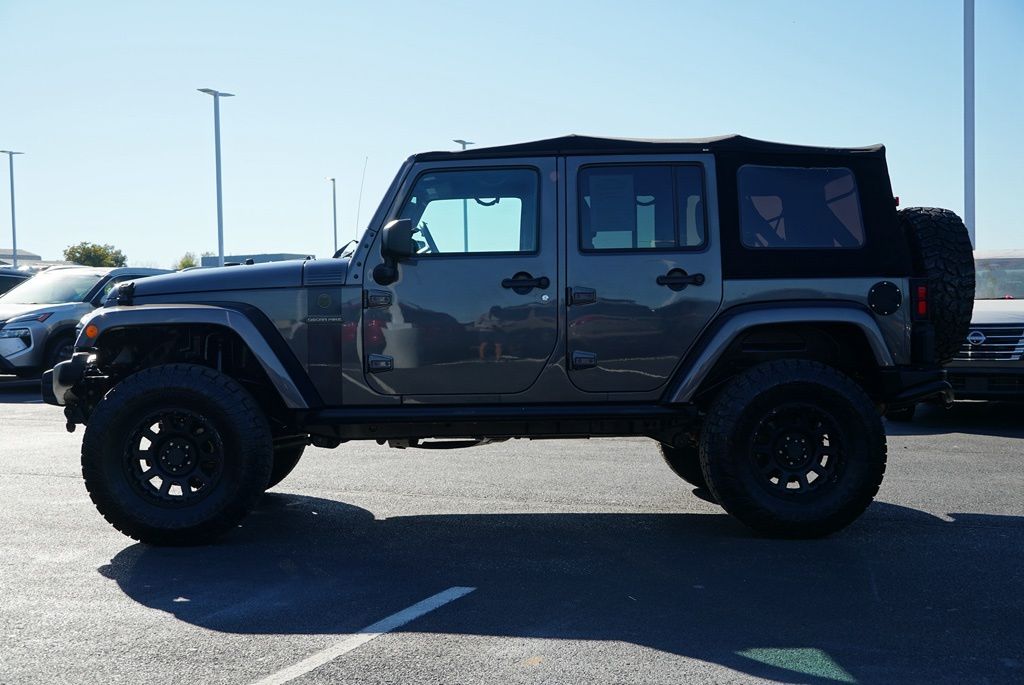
501;275;550;290
656;270;705;290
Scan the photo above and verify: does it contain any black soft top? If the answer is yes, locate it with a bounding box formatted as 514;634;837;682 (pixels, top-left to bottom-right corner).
413;134;885;161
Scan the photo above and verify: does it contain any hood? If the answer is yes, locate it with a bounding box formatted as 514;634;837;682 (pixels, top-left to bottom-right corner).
969;299;1024;325
0;301;89;325
132;260;309;299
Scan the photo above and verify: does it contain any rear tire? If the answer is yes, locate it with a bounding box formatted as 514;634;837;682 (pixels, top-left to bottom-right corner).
899;207;975;363
659;439;708;490
267;444;305;489
81;363;273;546
699;360;886;538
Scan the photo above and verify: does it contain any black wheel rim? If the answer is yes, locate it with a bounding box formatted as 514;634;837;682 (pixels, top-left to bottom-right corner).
123;409;225;505
749;402;844;498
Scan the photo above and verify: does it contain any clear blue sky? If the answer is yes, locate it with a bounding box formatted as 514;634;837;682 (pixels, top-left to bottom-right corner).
1;0;1021;267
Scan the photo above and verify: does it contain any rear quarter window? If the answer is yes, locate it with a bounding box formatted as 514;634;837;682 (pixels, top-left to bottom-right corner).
738;165;864;249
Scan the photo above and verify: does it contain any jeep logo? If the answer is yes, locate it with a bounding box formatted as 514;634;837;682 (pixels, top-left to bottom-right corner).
966;330;986;346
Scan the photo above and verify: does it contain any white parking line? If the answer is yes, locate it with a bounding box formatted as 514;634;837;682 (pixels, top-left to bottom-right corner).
250;586;477;685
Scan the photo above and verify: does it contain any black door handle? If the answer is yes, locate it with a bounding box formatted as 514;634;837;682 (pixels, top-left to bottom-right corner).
656;268;705;291
501;273;550;293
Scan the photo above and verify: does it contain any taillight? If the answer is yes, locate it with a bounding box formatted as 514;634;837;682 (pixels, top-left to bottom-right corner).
912;282;929;320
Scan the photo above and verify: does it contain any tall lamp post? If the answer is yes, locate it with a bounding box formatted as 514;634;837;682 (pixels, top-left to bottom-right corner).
198;88;234;267
0;150;23;269
327;177;338;254
964;0;975;247
453;139;474;251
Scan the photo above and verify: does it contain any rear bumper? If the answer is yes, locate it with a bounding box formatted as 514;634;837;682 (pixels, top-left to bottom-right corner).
879;367;953;408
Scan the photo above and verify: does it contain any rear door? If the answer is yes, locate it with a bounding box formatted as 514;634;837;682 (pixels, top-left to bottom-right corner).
565;155;723;392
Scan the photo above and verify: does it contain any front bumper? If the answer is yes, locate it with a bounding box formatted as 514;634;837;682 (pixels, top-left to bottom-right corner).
878;367;953;408
41;351;90;407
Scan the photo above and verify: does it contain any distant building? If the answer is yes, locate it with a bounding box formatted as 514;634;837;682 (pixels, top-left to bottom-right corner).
0;248;41;264
200;252;313;268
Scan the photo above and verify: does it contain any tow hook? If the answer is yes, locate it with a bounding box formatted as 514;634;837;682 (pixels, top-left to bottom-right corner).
63;405;84;433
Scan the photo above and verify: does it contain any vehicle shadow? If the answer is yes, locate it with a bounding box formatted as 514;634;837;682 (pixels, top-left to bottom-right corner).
886;400;1024;438
99;496;1024;684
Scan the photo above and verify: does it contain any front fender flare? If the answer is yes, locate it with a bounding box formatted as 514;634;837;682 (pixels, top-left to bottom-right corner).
664;303;895;404
76;304;312;409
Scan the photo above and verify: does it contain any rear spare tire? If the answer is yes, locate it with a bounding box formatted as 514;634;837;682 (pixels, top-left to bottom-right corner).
899;207;975;363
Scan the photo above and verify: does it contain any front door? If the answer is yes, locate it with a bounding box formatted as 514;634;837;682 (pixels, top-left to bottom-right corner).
565;156;723;393
361;159;559;397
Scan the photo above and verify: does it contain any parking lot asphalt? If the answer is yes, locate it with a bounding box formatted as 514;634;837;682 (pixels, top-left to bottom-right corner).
1;378;1022;685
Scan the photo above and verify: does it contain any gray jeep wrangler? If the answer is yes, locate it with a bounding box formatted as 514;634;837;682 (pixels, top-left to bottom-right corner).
43;135;974;545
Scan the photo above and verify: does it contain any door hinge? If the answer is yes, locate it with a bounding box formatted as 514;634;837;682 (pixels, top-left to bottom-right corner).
572;351;598;370
364;289;393;308
366;354;394;372
569;287;597;306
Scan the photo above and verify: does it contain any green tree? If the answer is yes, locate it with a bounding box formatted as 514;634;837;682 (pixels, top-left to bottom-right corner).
63;242;127;267
175;252;198;270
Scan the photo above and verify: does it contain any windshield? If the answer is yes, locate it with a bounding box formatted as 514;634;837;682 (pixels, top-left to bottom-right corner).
976;258;1024;300
0;270;103;305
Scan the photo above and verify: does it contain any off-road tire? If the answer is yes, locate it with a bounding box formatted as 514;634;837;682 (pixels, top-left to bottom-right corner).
699;360;886;538
659;439;708;490
899;207;975;363
81;363;273;545
267;444;305;489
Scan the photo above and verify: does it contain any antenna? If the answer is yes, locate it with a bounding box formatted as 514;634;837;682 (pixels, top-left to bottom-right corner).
354;156;368;238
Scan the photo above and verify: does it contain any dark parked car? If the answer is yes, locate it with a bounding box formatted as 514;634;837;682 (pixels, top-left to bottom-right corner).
0;267;31;295
44;135;974;545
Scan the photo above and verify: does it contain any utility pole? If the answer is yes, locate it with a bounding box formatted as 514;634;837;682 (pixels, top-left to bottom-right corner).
0;150;23;269
453;139;474;251
198;88;235;266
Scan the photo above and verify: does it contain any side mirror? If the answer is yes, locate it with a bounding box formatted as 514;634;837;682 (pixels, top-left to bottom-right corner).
374;218;415;285
381;218;416;259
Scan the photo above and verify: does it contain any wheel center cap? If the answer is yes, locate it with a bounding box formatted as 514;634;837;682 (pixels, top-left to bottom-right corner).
778;433;810;467
159;439;194;473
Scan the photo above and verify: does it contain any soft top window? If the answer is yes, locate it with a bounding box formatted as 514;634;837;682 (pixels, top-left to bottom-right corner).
738;166;864;249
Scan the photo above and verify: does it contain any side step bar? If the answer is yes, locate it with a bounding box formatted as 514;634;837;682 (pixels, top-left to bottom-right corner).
300;403;698;442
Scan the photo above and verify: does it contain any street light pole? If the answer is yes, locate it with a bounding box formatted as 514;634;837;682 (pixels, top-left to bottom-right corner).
198;88;235;267
964;0;975;247
327;177;338;254
0;150;23;269
453;139;474;251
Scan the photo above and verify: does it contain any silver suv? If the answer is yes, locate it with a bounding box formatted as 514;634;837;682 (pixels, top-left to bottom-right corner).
948;251;1024;399
0;266;167;377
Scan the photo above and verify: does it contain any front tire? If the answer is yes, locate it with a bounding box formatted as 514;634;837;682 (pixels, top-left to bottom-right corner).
81;364;273;545
699;360;886;538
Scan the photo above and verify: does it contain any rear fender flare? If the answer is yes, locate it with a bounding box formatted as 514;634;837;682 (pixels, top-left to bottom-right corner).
665;303;895;404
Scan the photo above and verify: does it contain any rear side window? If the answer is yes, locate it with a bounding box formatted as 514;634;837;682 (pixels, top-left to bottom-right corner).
738;166;864;249
579;165;705;251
